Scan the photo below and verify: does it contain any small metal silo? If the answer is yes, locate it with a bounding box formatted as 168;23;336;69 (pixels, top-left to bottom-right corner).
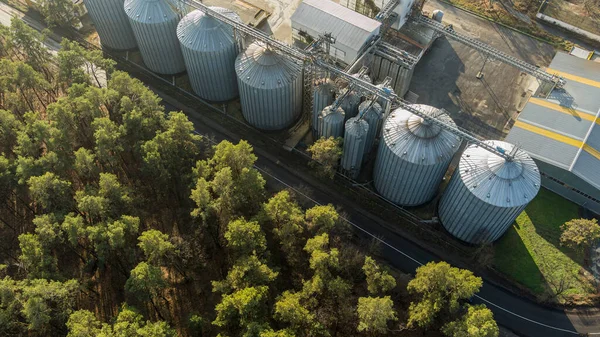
359;100;384;156
340;88;362;121
177;8;240;102
312;78;336;134
84;0;137;50
125;0;186;74
439;140;541;244
318;105;345;139
373;105;461;206
236;42;303;131
341;117;369;179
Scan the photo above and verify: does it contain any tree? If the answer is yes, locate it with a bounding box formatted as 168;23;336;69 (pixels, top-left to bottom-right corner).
560;218;600;253
407;261;483;328
273;290;317;333
38;0;80;28
304;233;339;278
305;204;339;234
212;255;278;294
138;230;175;265
213;286;269;334
18;233;57;278
125;262;167;302
307;137;342;179
27;172;72;211
441;305;499;337
261;191;305;263
356;296;397;334
66;310;102;337
363;256;396;295
224;219;267;258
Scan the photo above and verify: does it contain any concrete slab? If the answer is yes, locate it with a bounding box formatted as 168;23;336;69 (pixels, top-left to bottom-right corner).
407;0;556;140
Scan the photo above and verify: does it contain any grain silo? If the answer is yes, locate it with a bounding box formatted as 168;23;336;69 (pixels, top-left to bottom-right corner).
84;0;137;50
340;88;362;120
373;105;461;206
359;100;384;155
312;79;336;134
341;117;369;179
177;8;240;102
125;0;186;75
439;141;541;244
236;42;303;131
318;105;345;139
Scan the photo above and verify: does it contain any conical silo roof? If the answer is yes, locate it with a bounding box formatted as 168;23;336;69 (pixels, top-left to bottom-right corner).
236;42;302;90
457;140;541;207
382;105;461;165
125;0;180;24
177;7;239;52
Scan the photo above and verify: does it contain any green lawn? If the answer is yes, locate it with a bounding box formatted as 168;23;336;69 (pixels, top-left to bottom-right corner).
494;188;596;303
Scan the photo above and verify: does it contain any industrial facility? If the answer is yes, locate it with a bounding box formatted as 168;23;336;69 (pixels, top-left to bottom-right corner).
83;0;595;245
506;52;600;214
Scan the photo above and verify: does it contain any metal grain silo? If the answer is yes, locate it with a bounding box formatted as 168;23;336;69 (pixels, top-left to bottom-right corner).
317;105;345;139
439;140;541;244
236;42;303;131
312;78;336;133
341;117;369;179
125;0;186;74
373;105;461;206
84;0;137;50
340;88;361;120
177;8;240;102
359;100;384;155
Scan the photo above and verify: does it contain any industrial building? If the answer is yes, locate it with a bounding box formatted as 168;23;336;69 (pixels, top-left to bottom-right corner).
506;52;600;214
339;0;416;30
291;0;382;65
83;0;574;244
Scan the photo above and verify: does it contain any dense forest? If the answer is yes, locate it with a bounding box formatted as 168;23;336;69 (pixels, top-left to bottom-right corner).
0;17;499;337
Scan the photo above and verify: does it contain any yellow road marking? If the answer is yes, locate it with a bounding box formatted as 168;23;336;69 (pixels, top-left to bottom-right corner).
528;97;598;122
514;120;583;148
583;144;600;161
547;68;600;88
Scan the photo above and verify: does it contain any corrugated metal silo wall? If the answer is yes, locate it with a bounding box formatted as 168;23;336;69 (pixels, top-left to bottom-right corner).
318;108;345;139
362;103;383;156
126;2;186;75
370;54;414;97
439;169;528;244
341;118;368;179
373;142;453;206
178;25;239;101
84;0;137;50
313;85;335;133
238;74;303;131
340;91;361;121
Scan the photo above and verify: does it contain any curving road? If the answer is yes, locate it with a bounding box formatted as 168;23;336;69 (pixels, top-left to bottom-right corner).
1;1;599;335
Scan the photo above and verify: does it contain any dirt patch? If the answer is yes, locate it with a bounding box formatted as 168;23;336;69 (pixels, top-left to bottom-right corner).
542;0;600;36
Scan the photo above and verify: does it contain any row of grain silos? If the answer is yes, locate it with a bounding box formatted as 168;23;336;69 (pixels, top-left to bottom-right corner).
84;0;541;246
84;0;302;131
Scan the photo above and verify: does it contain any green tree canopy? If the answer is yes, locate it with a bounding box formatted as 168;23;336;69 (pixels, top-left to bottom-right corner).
138;230;175;265
363;256;396;295
356;296;397;334
560;218;600;252
307;137;342;179
442;304;499;337
305;204;339;234
407;261;483;328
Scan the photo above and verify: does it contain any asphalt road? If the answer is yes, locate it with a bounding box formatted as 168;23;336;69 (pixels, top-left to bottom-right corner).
1;1;598;336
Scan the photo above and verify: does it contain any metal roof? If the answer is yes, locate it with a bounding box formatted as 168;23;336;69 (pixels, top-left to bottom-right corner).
177;7;239;52
236;42;303;90
381;105;461;165
291;0;381;49
458;141;541;208
506;52;600;191
124;0;179;24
